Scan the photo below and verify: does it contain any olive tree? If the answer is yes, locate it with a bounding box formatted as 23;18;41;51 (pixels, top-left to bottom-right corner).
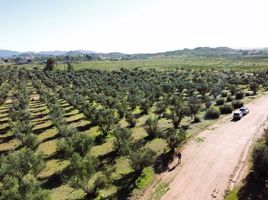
168;96;189;129
160;128;186;154
112;127;133;156
96;109;119;136
69;153;108;199
188;95;201;120
128;148;156;174
249;82;260;95
0;149;48;200
144;117;159;139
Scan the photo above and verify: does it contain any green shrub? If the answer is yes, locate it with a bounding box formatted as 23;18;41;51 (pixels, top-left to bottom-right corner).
232;100;244;109
125;112;136;127
216;98;225;106
252;129;268;180
194;116;201;123
245;91;251;96
220;104;234;114
205;106;221;119
221;91;228;97
226;95;234;102
135;167;155;189
235;91;245;100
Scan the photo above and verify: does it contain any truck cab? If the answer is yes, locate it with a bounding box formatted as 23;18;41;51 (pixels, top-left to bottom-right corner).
233;110;243;120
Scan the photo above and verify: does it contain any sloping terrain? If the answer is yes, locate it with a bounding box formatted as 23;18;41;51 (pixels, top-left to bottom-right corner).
161;93;268;200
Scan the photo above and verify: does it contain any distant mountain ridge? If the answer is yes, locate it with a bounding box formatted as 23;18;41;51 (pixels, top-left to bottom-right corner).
0;50;21;58
0;49;96;58
148;47;240;57
1;47;268;58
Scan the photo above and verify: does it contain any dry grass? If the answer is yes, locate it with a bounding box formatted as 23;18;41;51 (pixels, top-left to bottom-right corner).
37;139;58;156
37;127;58;142
0;138;20;152
32;120;53;132
50;185;84;200
91;137;114;157
111;157;133;180
38;159;69;179
132;126;148;141
145;138;167;155
83;126;101;138
65;113;85;123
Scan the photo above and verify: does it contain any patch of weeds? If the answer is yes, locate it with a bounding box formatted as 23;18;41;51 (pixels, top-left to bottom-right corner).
148;181;169;200
224;187;239;200
135;167;155;190
194;136;205;143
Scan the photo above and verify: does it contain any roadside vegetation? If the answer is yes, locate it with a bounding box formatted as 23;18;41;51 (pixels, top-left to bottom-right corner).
226;128;268;200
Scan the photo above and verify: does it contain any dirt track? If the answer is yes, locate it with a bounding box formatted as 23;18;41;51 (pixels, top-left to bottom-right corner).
158;94;268;200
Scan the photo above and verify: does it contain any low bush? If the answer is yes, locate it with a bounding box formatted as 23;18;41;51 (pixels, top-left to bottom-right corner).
221;91;228;97
216;98;225;106
125;112;136;127
194;116;201;123
135;167;155;189
245;91;252;97
220;104;234;114
205;106;221;119
232;100;244;109
235;91;245;100
226;95;234;102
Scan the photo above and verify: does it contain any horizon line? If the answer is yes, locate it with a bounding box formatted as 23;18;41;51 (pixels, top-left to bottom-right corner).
1;46;268;55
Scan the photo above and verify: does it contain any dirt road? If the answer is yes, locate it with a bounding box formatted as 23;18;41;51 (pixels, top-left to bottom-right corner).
158;94;268;200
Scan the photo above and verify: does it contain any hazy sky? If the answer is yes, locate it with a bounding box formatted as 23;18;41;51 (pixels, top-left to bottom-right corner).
0;0;268;53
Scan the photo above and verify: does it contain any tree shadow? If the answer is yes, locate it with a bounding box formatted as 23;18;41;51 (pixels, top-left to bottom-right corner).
113;171;141;200
0;134;15;144
64;106;76;114
0;126;10;135
153;150;175;174
94;134;106;146
40;173;63;189
237;172;268;200
0;149;12;156
133;112;143;119
64;112;78;118
30;108;48;114
43;151;64;161
60;103;71;109
76;123;95;132
0;110;9;115
33;119;50;126
29;103;46;109
98;150;117;169
132;139;147;149
0;119;9;124
31;112;48;119
40;133;59;144
29;104;45;110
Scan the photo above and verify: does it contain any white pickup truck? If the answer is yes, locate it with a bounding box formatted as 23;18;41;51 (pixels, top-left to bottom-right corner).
233;107;249;120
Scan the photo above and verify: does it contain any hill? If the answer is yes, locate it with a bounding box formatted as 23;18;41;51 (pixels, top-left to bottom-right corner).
1;47;268;59
0;50;21;58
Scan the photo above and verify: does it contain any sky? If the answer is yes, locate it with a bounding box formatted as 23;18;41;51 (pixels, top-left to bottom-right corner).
0;0;268;53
